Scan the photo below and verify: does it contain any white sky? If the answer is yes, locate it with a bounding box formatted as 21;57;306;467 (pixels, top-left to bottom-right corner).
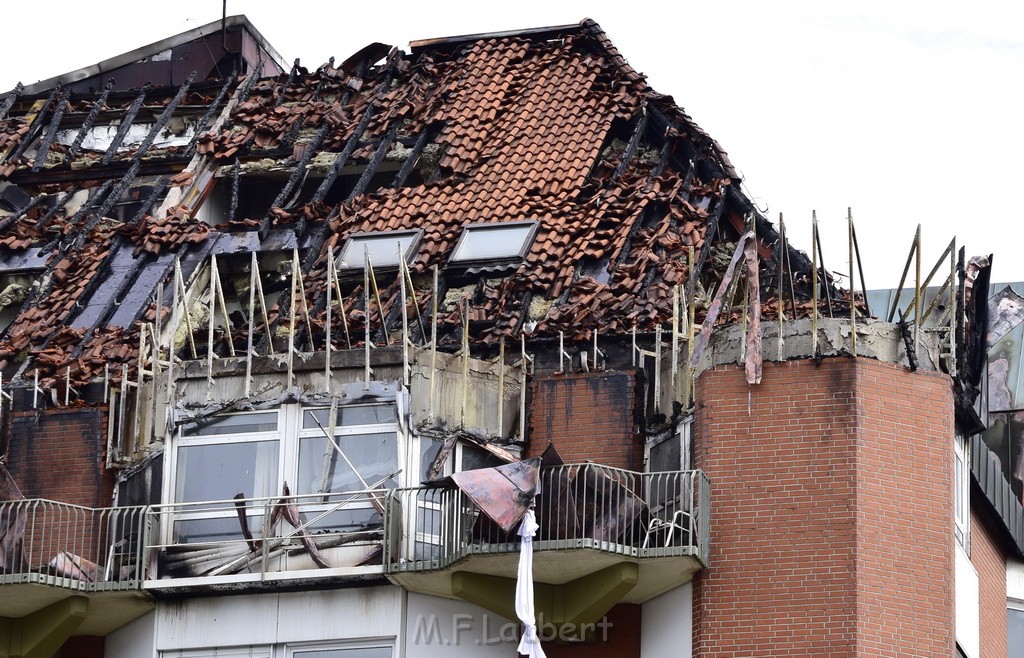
2;0;1023;289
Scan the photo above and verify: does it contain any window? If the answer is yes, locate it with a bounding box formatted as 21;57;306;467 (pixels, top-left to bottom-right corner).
162;642;393;658
449;221;537;263
170;405;400;545
1009;604;1024;658
288;643;392;658
955;431;970;550
337;230;420;269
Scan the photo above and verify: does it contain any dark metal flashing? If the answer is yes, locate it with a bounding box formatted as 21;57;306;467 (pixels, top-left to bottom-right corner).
971;435;1024;558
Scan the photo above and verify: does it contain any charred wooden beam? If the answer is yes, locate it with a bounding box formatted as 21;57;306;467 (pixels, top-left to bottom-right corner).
31;88;69;172
611;109;648;181
390;126;432;189
897;309;918;371
184;67;238;157
67;80;115;160
0;83;23;122
33;188;76;229
309;100;383;204
227;158;240;223
349;125;398;199
72;160;141;250
101;85;151;166
10;160;185;186
130;72;196;163
688;186;727;301
8;85;60;163
236;59;265;106
262;122;331;231
274;59;302;108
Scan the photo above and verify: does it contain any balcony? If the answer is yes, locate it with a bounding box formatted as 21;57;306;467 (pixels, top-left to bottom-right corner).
383;465;709;629
144;488;388;592
0;500;153;638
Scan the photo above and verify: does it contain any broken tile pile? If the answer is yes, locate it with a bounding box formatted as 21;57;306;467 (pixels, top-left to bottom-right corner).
0;19;837;395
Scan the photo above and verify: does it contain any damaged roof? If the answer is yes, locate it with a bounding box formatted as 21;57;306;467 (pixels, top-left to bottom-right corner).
0;17;827;394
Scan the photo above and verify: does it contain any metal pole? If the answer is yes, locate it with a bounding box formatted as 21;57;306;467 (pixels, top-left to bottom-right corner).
364;249;371;388
461;298;469;428
429;265;438;420
325;248;333;387
498;337;505;436
206;257;216;401
519;334;527;441
287;249;297;390
848;208;856;357
914;224;921;354
245;251;257;398
671;285;680;404
812;214;819;357
399;243;410;388
175;257;197;359
212;255;235;357
654;325;662;413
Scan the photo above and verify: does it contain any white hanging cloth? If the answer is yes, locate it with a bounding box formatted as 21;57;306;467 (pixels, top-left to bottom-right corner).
515;507;547;658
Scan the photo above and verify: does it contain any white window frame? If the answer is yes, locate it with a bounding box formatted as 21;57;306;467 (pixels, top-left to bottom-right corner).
284;639;395;658
166;411;282;544
448;220;538;264
337;230;421;270
954;431;970;551
164;405;402;545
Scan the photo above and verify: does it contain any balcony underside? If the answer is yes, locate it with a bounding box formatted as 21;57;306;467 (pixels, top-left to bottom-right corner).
0;581;153;637
389;544;703;606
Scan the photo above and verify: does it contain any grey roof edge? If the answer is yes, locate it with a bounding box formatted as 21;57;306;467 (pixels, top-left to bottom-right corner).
971;435;1024;558
16;15;287;96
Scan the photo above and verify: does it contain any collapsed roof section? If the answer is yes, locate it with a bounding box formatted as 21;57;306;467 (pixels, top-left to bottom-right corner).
0;18;832;393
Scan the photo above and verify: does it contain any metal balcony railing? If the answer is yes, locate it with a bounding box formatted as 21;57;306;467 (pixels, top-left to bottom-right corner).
384;465;710;573
146;488;389;581
0;499;149;592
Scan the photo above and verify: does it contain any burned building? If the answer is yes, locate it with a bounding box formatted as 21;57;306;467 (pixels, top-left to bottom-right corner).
0;15;1021;658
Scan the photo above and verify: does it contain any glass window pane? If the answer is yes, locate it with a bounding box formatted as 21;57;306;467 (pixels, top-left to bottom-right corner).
297;433;398;494
175;441;279;503
306;507;381;534
451;223;534;262
182;412;278;437
1009;608;1024;658
304;405;396;429
293;648;391;658
458;444;505;471
338;232;418;269
172;515;265;545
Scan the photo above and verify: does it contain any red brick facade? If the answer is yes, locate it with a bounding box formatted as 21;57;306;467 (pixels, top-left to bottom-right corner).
971;505;1008;658
527;370;643;470
4;407;113;507
692;358;954;657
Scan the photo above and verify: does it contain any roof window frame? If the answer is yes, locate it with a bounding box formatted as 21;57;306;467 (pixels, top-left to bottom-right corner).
336;229;422;271
448;220;539;266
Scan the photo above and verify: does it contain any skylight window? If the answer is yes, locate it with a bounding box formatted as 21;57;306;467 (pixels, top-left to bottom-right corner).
450;221;537;263
337;230;420;269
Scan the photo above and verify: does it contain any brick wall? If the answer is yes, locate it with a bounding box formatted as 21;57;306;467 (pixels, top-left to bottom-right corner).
527;370;642;470
4;407;113;507
693;357;954;657
971;505;1008;658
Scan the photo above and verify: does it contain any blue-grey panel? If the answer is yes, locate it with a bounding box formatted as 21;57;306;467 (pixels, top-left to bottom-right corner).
107;252;176;328
972;435;1024;558
70;247;145;329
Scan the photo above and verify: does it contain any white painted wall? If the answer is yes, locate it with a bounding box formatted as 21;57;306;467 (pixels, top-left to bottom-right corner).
641;582;692;658
405;593;518;657
106;610;157;658
956;542;980;658
155;586;403;653
1009;558;1024;603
